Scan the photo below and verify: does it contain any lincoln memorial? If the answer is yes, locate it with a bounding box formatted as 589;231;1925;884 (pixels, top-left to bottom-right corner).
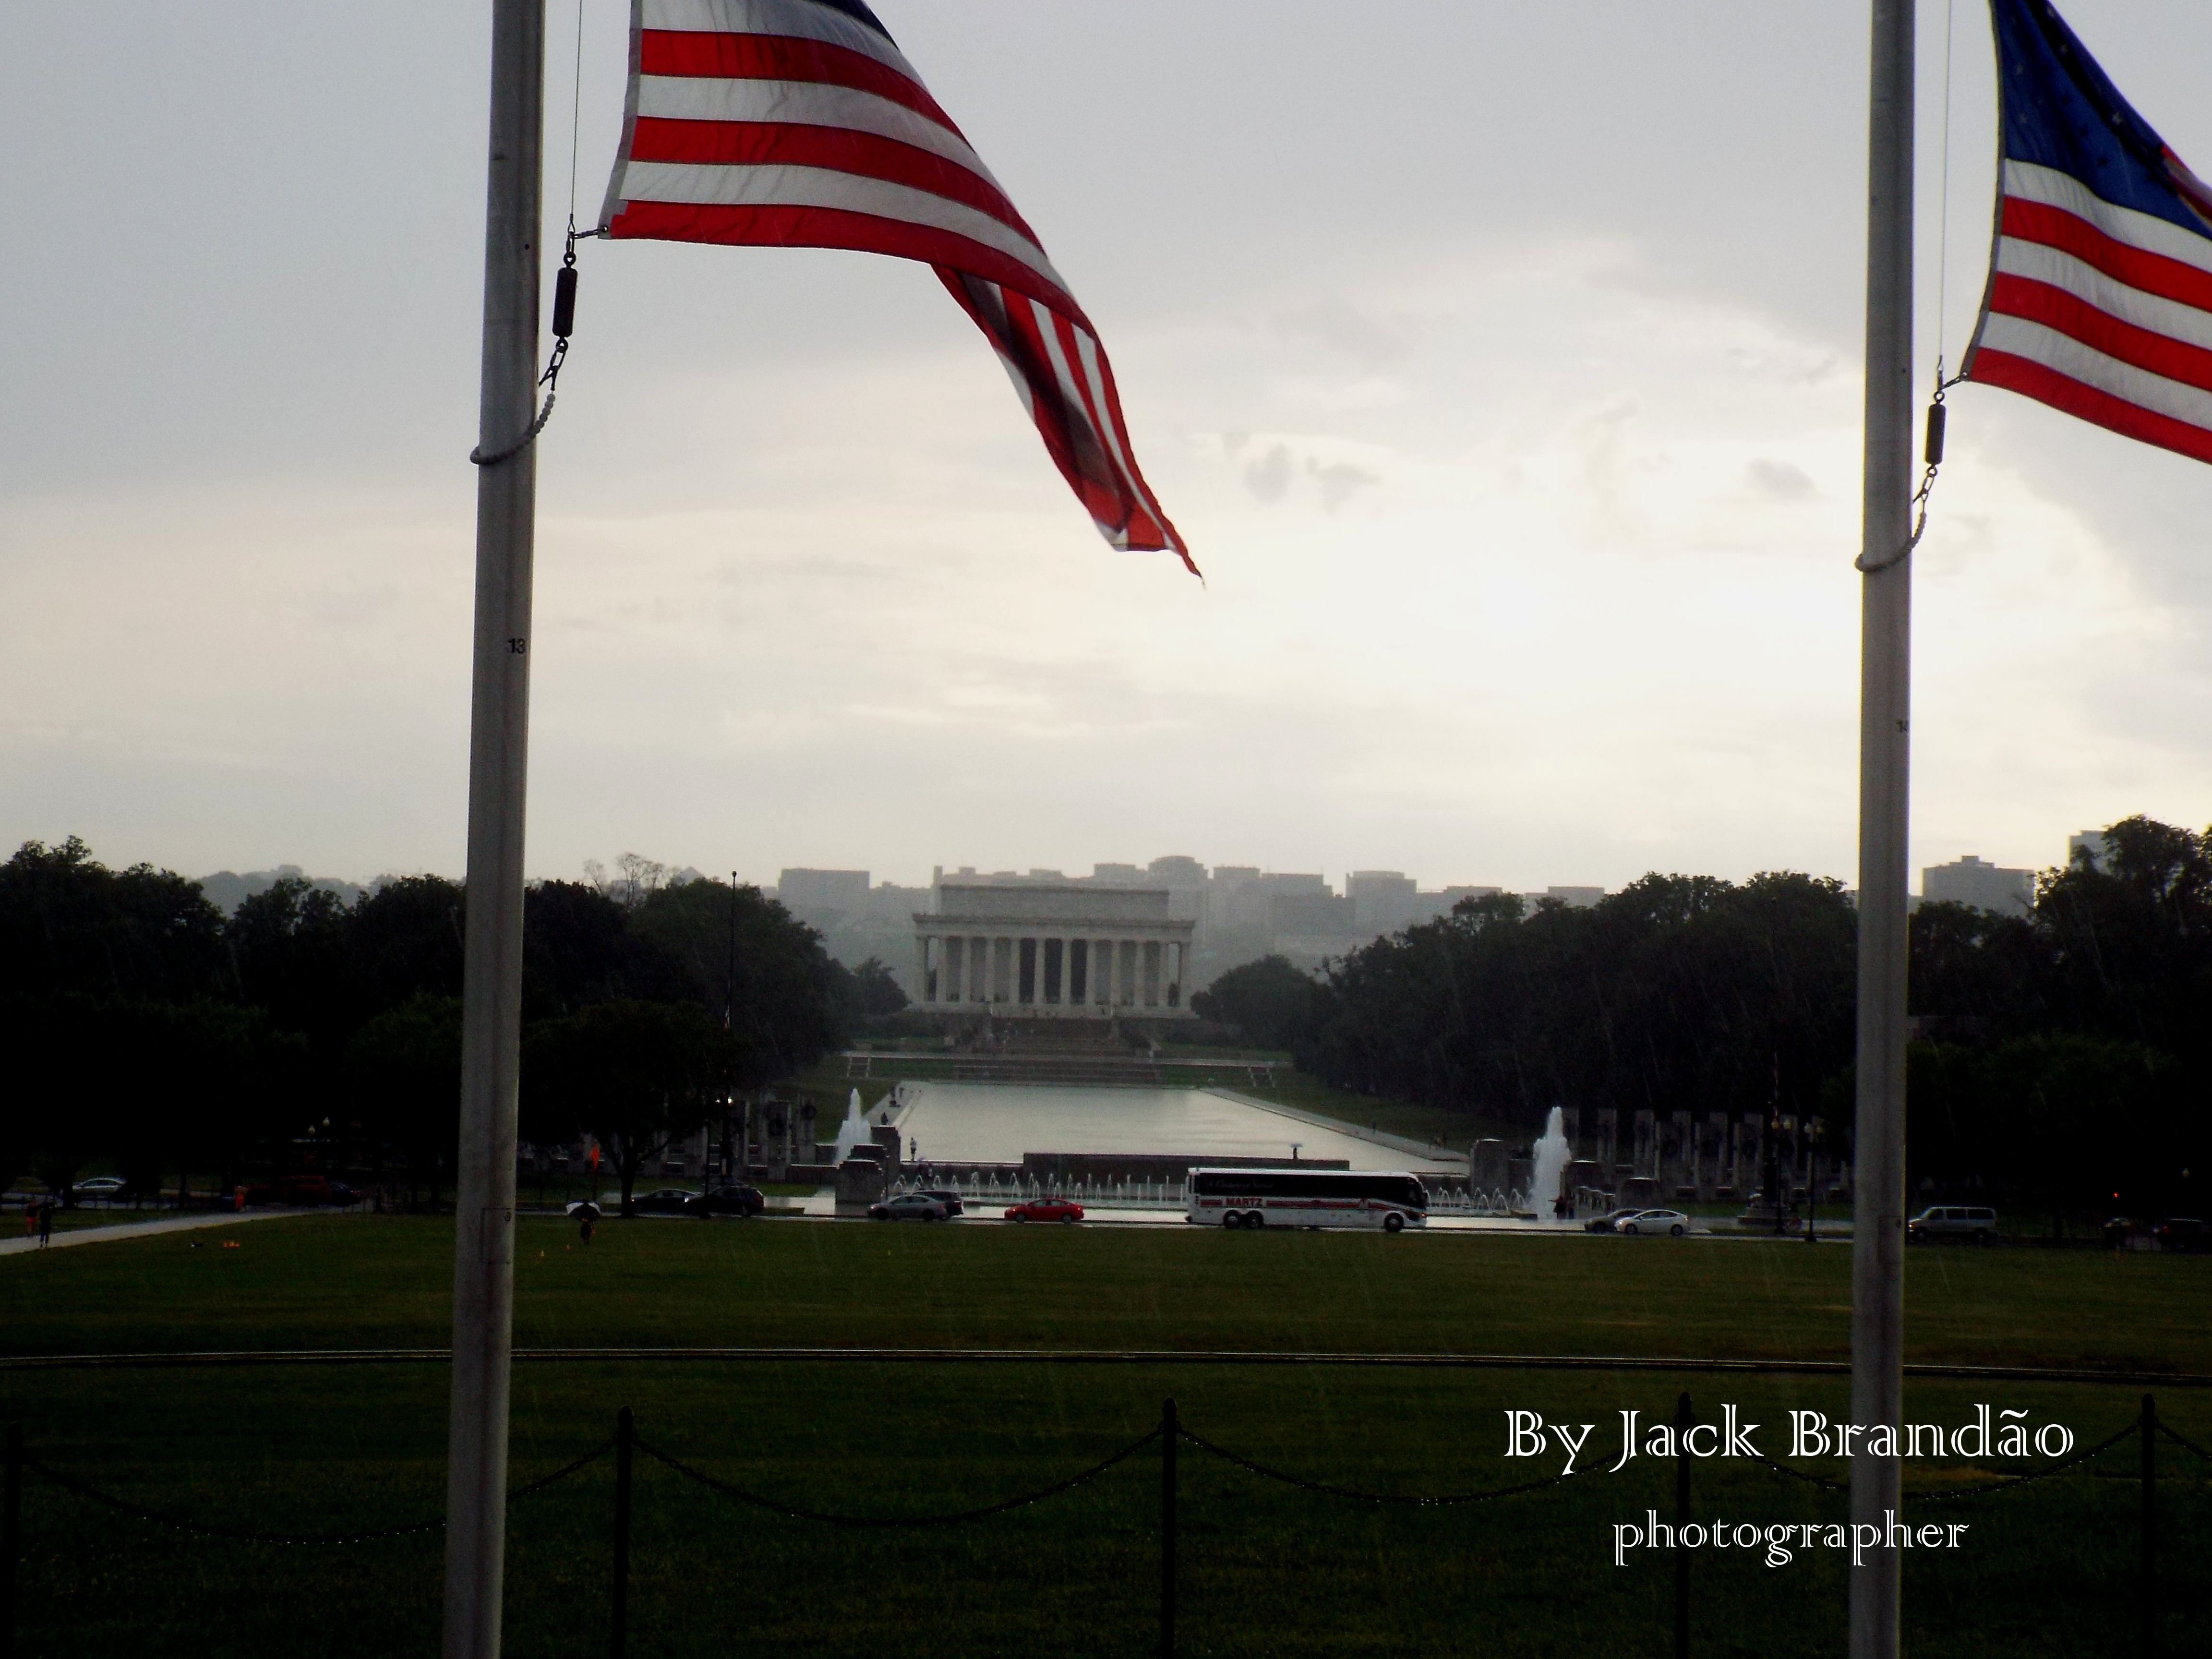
914;882;1198;1018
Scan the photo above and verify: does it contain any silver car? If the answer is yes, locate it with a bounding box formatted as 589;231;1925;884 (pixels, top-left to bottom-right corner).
868;1192;949;1222
1617;1209;1689;1237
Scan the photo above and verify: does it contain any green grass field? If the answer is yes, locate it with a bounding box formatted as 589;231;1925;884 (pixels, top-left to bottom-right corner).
1;1217;2205;1657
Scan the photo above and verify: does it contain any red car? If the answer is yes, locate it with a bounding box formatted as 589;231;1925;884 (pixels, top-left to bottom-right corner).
1005;1197;1084;1224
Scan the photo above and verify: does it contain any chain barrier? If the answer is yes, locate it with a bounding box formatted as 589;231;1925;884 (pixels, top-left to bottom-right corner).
2159;1421;2212;1463
1746;1450;1849;1493
20;1438;612;1548
1175;1426;1582;1507
632;1428;1159;1529
1744;1421;2139;1504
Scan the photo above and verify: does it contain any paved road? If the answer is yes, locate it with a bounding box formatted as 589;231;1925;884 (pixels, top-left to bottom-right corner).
0;1207;321;1256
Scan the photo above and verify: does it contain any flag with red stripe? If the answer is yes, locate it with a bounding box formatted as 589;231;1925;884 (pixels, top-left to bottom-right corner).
1964;0;2212;465
601;0;1193;573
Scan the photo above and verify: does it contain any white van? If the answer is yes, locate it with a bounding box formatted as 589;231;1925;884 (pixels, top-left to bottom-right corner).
1907;1205;1997;1244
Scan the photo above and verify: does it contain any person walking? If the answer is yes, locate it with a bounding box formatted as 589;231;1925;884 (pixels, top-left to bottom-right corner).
37;1200;54;1247
578;1204;597;1245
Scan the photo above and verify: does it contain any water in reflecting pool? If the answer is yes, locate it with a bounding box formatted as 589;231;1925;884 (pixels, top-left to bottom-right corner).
888;1083;1459;1171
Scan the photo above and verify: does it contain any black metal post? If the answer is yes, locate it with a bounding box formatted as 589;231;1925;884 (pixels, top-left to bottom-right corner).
611;1406;633;1659
1675;1392;1693;1659
3;1423;21;1659
2141;1394;2156;1659
1160;1398;1178;1658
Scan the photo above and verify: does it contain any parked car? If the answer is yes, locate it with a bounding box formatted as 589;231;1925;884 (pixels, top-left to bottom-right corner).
869;1192;949;1221
685;1184;766;1218
1616;1209;1689;1237
1907;1205;1996;1244
1005;1197;1084;1225
1584;1207;1639;1234
2152;1218;2209;1253
630;1188;700;1216
913;1188;965;1217
241;1175;361;1208
72;1177;128;1203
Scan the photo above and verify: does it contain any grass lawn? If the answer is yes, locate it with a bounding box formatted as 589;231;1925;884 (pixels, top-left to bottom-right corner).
1;1217;2205;1657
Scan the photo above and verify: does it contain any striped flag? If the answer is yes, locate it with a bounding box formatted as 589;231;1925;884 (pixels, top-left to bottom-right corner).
600;0;1193;573
1964;0;2212;465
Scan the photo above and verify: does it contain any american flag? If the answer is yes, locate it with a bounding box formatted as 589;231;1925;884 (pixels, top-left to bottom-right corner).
600;0;1193;573
1964;0;2212;465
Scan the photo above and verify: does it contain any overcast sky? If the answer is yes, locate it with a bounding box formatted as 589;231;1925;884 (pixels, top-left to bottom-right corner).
5;0;2210;896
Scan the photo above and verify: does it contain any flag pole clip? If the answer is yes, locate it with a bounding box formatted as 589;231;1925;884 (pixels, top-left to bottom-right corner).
471;221;589;468
1857;363;1963;573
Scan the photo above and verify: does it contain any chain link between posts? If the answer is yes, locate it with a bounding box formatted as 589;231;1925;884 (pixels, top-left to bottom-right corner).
1745;1419;2140;1503
1174;1426;1584;1506
632;1428;1160;1528
20;1439;613;1547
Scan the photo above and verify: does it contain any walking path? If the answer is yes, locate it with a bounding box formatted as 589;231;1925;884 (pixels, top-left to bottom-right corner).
0;1207;317;1257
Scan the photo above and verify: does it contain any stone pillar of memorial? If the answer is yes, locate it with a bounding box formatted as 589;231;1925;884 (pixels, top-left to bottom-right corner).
1674;1110;1696;1197
1469;1139;1509;1204
1507;1156;1535;1212
1634;1109;1656;1176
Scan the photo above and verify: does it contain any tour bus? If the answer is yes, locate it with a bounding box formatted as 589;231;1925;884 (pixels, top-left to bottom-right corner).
1185;1167;1429;1232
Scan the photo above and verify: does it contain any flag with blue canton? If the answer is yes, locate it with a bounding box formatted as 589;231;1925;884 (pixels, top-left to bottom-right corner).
1963;0;2212;463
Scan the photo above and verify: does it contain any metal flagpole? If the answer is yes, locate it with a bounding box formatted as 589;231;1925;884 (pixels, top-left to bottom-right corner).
1852;1;1914;1657
445;0;547;1652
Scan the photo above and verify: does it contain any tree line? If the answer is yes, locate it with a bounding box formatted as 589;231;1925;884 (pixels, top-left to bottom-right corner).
1197;816;2210;1221
0;838;907;1210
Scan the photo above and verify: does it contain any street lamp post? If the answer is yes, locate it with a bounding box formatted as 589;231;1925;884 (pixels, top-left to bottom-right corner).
1807;1120;1825;1244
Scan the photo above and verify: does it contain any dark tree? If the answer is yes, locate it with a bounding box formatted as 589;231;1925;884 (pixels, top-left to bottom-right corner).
345;995;463;1207
627;878;853;1085
0;838;226;1003
851;957;910;1019
224;877;356;1057
1191;955;1319;1050
344;876;467;1019
522;880;695;1020
1294;873;1856;1131
520;999;746;1215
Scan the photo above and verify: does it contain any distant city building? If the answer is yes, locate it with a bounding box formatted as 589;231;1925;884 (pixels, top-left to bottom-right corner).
914;882;1196;1019
1346;870;1419;934
776;868;871;913
1922;854;2033;916
2068;830;2111;871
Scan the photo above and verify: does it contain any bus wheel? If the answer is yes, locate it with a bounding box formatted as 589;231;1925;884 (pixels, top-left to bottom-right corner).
1222;1212;1241;1230
1383;1212;1405;1234
1245;1211;1265;1230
